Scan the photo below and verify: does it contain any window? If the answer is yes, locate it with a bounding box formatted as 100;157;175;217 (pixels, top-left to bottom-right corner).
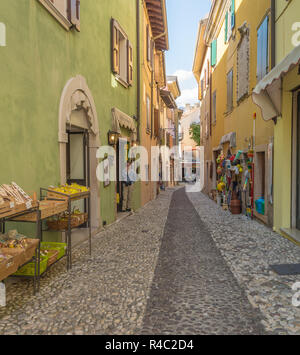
206;59;210;86
257;16;269;82
111;19;133;87
146;95;151;132
154;108;160;138
212;91;217;125
211;39;217;67
146;25;154;70
227;69;233;112
38;0;80;31
199;79;204;100
225;0;235;43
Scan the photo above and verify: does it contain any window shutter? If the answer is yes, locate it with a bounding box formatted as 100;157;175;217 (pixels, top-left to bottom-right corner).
227;70;233;111
154;109;159;137
211;40;217;67
231;0;235;30
127;40;133;86
150;39;154;69
262;16;269;77
257;26;262;80
111;20;120;75
68;0;80;31
257;16;269;81
198;80;202;100
225;12;228;43
207;59;210;85
146;25;151;62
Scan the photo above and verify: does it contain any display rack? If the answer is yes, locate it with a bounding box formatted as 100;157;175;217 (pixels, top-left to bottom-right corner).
11;196;69;270
0;201;41;295
40;188;91;270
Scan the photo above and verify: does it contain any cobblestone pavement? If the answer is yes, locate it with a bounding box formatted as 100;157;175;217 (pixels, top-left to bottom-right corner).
0;188;177;335
188;191;300;335
140;187;266;335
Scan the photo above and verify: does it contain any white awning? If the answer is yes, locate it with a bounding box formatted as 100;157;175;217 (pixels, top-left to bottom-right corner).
111;108;137;142
252;44;300;121
220;132;236;148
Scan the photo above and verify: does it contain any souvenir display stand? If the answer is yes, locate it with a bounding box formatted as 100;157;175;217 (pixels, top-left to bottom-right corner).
0;201;41;295
41;188;91;270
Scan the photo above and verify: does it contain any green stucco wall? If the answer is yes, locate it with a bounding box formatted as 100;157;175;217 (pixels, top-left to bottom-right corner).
0;0;141;236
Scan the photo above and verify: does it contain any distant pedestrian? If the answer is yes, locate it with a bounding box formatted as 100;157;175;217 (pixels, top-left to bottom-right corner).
122;160;136;212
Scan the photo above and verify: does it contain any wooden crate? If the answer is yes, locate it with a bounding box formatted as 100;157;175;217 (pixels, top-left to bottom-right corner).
0;200;39;220
47;190;90;202
12;200;68;222
0;254;18;282
0;202;11;215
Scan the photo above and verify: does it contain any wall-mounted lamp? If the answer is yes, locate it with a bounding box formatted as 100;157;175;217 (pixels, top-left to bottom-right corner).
108;130;119;146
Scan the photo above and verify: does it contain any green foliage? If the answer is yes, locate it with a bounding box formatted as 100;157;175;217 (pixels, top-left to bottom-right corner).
189;123;201;146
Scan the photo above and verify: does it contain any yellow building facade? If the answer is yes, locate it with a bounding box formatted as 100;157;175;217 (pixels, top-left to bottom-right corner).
253;0;300;243
197;0;275;225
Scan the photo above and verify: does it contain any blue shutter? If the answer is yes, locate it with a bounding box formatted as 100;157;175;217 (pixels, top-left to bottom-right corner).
257;17;269;81
231;0;235;29
211;40;217;67
262;16;269;77
257;25;262;81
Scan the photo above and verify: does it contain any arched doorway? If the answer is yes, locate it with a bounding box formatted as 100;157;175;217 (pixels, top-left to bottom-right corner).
58;75;101;232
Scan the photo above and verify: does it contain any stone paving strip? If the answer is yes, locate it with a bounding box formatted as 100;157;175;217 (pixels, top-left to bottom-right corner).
140;188;266;335
188;191;300;335
0;188;178;335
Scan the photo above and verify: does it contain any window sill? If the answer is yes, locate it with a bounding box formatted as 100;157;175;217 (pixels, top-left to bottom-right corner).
115;75;129;89
38;0;72;31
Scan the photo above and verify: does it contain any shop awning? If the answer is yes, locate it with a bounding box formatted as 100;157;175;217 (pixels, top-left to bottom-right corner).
252;44;300;121
111;108;137;142
220;132;236;148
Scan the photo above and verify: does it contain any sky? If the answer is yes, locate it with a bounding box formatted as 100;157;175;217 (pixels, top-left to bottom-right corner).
165;0;211;109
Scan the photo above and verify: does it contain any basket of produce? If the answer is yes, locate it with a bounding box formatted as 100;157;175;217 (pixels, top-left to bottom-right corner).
46;209;88;231
0;253;18;282
40;242;67;260
13;252;49;276
0;230;39;265
47;183;89;200
42;249;59;267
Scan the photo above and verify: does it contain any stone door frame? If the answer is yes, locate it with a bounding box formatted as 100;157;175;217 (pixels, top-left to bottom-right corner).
58;75;101;229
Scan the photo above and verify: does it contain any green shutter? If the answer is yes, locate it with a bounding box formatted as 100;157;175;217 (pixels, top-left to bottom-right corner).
211;40;217;67
225;12;228;43
231;0;235;29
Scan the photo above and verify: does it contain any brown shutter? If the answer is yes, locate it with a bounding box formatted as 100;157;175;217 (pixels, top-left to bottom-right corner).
68;0;80;31
111;19;120;75
154;109;159;137
146;25;150;62
150;40;154;69
198;80;202;100
75;0;80;31
127;40;133;86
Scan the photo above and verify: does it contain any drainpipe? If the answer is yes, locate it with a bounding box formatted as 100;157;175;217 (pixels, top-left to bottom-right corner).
271;0;276;69
136;0;141;143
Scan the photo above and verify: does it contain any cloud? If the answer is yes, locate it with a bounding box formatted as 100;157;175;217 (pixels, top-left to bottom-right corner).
172;70;194;82
176;87;198;108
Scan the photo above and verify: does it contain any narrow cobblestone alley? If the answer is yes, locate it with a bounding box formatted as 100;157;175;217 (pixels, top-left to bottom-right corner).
140;187;266;335
1;186;300;335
